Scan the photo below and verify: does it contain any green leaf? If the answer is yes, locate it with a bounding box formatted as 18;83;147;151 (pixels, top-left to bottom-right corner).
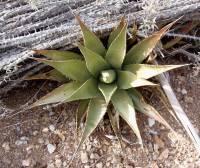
31;78;101;108
76;15;106;56
98;83;117;104
77;97;107;152
117;70;157;89
106;22;127;69
111;89;143;145
25;69;66;82
78;44;110;77
34;58;91;82
67;78;101;102
108;16;126;47
33;50;82;60
31;81;82;107
128;89;173;130
124;64;184;79
76;100;89;129
107;107;123;148
124;20;177;64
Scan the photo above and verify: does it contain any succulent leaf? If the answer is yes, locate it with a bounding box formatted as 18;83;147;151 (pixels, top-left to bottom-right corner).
66;78;101;102
25;69;66;82
124;64;185;79
111;89;143;145
78;44;110;77
128;89;173;130
34;58;91;82
76;100;89;129
98;83;117;104
31;82;82;107
76;15;106;56
124;21;177;64
108;16;126;47
106;22;127;69
117;70;157;89
77;97;107;151
33;50;82;60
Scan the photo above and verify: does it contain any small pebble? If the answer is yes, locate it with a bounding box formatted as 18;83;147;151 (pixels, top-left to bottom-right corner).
49;125;55;132
42;128;49;133
2;142;10;151
96;162;103;168
80;151;88;163
148;118;155;127
33;130;38;136
55;159;62;168
47;144;56;154
22;159;30;167
38;138;44;144
159;149;169;160
181;89;187;95
15;140;27;145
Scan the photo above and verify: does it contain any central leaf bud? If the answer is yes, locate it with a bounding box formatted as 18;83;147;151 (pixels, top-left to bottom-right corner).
99;70;116;84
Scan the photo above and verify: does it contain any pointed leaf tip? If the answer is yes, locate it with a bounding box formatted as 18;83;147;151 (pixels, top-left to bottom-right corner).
75;15;106;56
108;16;126;47
124;19;180;64
33;49;82;61
117;70;157;89
77;97;107;152
111;90;143;145
106;22;127;69
124;64;185;80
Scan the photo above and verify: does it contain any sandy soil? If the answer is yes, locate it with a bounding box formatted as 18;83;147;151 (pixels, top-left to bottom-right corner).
0;59;200;168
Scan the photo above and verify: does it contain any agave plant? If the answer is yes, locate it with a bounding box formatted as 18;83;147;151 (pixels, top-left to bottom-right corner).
30;16;184;153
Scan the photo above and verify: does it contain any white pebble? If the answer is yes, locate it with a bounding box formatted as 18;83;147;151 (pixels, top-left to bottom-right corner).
22;159;30;167
49;125;55;132
148;118;155;127
42;128;49;133
47;144;56;154
80;151;88;163
181;89;187;95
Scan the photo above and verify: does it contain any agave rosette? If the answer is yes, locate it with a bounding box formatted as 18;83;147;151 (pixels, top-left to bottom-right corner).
31;16;183;149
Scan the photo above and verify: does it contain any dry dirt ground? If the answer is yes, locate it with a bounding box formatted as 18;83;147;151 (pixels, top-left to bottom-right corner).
0;58;200;168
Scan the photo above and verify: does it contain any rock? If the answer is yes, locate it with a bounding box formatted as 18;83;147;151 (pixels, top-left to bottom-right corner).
181;89;187;95
55;159;62;168
86;144;91;151
80;151;88;163
96;162;103;168
20;136;29;141
148;118;155;127
154;135;165;149
33;130;38;136
22;159;31;167
47;144;56;154
158;149;169;160
38;138;44;144
42;127;49;133
15;139;28;145
151;162;159;168
49;125;55;132
2;142;10;151
63;161;67;167
90;153;95;159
